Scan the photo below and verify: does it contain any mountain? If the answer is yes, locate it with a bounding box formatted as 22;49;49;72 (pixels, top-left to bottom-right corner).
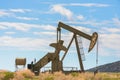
87;61;120;72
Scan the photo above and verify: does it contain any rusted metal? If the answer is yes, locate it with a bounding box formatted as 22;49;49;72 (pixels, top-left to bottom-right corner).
15;58;26;71
15;58;26;66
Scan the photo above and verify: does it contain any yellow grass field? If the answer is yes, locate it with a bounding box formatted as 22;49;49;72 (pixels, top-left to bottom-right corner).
0;69;120;80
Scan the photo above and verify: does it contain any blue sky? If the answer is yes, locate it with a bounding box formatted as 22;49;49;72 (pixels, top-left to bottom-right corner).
0;0;120;71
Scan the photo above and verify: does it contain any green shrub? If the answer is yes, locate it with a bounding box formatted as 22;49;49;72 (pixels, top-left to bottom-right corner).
3;72;14;80
71;72;79;77
45;76;54;80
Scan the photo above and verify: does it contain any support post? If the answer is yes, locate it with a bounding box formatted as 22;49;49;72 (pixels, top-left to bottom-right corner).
61;34;74;61
74;34;84;72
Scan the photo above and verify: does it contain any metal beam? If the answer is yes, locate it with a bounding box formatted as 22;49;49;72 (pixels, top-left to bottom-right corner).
58;22;91;40
61;34;75;61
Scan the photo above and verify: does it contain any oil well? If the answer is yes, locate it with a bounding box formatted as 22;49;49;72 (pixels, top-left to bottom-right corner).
27;22;98;75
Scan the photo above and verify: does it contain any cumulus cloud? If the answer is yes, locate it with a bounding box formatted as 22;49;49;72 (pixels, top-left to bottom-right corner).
50;3;109;21
51;4;73;20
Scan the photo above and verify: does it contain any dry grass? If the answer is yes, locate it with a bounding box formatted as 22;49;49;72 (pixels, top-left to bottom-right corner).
0;70;120;80
38;71;120;80
13;69;34;80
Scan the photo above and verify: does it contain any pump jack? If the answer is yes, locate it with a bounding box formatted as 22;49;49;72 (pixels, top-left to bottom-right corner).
27;22;98;75
58;22;98;72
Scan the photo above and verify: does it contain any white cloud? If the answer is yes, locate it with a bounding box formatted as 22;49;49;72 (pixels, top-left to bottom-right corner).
0;22;32;31
62;3;110;7
64;19;113;28
0;22;56;32
51;4;73;20
99;33;120;57
64;20;100;26
112;18;120;27
40;24;56;31
15;16;39;20
49;3;109;21
0;9;37;21
9;9;31;13
77;15;85;20
0;25;8;30
102;28;120;33
0;36;53;50
100;34;120;49
4;32;16;35
0;11;10;17
33;32;56;36
71;3;110;7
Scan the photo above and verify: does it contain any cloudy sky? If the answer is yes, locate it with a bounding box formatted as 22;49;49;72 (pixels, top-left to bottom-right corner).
0;0;120;71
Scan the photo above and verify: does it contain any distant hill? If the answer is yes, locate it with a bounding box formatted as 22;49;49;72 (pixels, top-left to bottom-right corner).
87;61;120;72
